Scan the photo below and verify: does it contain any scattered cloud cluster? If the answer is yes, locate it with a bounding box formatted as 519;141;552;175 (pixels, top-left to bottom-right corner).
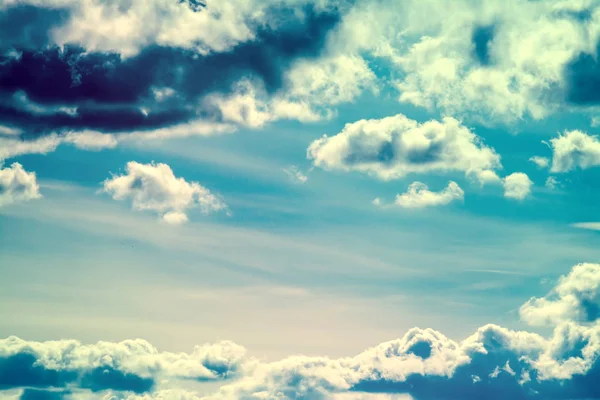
3;263;600;399
103;161;227;224
0;162;41;206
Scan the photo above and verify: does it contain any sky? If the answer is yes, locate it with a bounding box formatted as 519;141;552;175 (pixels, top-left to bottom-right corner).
2;0;600;399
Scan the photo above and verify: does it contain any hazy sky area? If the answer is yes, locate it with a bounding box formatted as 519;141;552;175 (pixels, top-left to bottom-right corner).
2;1;600;399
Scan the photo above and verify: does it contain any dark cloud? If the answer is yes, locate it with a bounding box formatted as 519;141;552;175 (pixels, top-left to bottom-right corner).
80;366;154;393
472;25;495;66
565;43;600;105
0;3;341;137
19;388;69;400
0;353;76;390
0;5;70;51
0;352;154;394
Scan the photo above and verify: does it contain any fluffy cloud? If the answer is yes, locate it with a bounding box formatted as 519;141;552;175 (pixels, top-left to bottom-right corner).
330;0;600;124
0;162;41;206
0;0;350;159
520;263;600;326
394;181;464;209
503;172;533;200
0;336;247;396
308;114;500;181
103;161;227;224
3;263;600;399
550;130;600;173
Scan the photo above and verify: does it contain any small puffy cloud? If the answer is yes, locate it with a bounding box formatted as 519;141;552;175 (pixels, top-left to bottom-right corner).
545;176;559;190
103;161;227;224
394;181;464;209
283;165;309;184
529;156;550;169
503;172;532;200
0;162;41;206
307;114;501;181
550;130;600;173
520;263;600;326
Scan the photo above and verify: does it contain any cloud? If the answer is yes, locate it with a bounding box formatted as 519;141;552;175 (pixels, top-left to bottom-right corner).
520;263;600;326
283;165;309;184
546;176;559;190
394;181;464;209
0;162;41;206
103;161;227;224
307;114;500;181
0;336;247;395
529;156;550;169
3;263;600;399
0;1;345;143
503;172;532;200
550;130;600;173
324;0;600;124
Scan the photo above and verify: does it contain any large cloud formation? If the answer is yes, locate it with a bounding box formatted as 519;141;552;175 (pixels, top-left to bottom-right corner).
103;161;228;224
3;263;600;399
0;0;358;149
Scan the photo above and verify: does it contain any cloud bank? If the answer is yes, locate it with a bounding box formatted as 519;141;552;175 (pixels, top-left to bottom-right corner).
3;263;600;399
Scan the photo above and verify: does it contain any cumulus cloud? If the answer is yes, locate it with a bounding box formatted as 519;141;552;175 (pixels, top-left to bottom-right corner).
503;172;533;200
394;181;464;209
0;336;247;396
0;162;41;206
307;114;500;181
3;263;600;399
103;161;227;224
329;0;600;124
520;263;600;326
550;130;600;173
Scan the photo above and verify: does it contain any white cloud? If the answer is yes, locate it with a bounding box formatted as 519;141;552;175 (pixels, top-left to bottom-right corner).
0;125;22;136
327;0;600;124
283;165;309;184
546;176;559;190
550;130;600;173
103;161;227;224
0;163;41;206
307;114;501;181
0;135;61;162
503;172;532;200
3;263;600;399
394;181;464;209
520;263;600;326
0;335;248;386
63;131;118;150
530;156;550;169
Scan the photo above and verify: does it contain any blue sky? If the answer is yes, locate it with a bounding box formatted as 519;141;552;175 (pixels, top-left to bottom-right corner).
2;1;600;399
